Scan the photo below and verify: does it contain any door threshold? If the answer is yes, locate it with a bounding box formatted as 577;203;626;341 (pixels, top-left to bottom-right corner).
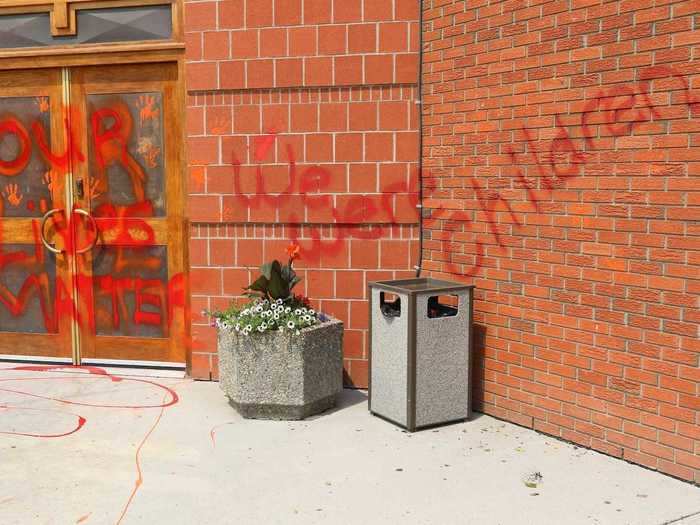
81;358;186;378
0;354;186;378
80;358;185;371
0;354;72;366
80;359;186;379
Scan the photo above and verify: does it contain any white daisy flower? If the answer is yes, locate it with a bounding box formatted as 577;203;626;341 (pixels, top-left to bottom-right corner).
245;324;252;331
276;298;283;305
257;326;264;332
273;313;280;320
294;309;301;315
285;307;291;313
287;321;295;329
309;309;315;315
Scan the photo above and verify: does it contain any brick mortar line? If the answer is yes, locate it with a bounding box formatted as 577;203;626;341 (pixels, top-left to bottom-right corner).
189;221;421;226
186;82;420;96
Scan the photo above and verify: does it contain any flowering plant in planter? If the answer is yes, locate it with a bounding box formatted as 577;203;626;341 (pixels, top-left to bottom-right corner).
211;243;325;335
213;242;344;420
217;297;318;336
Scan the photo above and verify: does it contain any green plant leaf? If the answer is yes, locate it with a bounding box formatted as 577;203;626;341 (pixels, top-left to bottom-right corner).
289;275;302;290
271;260;282;275
281;263;292;280
282;264;298;284
268;269;290;299
245;275;269;294
260;262;274;280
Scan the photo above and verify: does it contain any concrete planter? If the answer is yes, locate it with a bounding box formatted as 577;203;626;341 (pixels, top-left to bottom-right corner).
217;318;344;420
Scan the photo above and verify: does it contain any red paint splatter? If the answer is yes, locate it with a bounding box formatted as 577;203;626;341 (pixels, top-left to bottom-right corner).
209;420;235;448
115;393;168;525
0;365;178;429
0;365;181;524
0;405;85;438
253;129;277;161
0;117;31;176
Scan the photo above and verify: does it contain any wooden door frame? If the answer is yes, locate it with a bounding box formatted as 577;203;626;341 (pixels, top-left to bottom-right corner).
0;0;191;373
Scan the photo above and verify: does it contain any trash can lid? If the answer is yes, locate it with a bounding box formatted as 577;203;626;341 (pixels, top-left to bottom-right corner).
368;278;474;295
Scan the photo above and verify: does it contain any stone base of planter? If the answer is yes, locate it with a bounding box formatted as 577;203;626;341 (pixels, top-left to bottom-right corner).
218;318;343;420
229;393;336;420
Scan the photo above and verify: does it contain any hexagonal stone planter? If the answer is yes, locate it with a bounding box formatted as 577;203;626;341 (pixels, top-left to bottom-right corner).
217;318;344;420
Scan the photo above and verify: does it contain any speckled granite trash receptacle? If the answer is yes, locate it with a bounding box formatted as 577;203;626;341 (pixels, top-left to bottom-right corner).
368;279;474;432
217;318;343;420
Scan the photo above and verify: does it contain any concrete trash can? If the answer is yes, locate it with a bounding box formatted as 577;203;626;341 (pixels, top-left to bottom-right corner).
368;278;474;431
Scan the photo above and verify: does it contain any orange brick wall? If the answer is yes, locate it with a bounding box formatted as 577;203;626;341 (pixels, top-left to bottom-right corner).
423;0;699;483
184;0;421;385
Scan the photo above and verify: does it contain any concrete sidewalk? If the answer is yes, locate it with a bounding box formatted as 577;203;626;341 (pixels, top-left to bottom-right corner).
0;364;698;525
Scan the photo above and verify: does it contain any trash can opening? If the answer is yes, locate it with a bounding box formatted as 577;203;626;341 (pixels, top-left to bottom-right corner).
380;292;401;318
427;295;459;318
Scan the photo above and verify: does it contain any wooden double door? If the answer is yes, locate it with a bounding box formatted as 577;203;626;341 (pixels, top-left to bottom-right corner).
0;63;187;365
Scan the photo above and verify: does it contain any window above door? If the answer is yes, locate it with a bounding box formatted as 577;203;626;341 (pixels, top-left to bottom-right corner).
0;0;182;52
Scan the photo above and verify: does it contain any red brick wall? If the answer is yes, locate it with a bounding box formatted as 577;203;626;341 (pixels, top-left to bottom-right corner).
184;0;421;385
423;0;699;483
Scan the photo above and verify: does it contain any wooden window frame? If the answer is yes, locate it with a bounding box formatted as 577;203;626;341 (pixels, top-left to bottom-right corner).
0;0;184;69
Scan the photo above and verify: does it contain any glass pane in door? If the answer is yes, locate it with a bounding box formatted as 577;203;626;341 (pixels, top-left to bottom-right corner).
0;243;57;333
0;96;54;217
87;92;165;216
91;245;169;338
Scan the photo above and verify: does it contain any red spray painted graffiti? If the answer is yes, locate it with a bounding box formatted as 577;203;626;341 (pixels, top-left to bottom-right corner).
0;118;32;176
0;204;187;336
214;68;698;278
430;65;700;276
0;65;696;347
227;136;421;263
0;93;190;344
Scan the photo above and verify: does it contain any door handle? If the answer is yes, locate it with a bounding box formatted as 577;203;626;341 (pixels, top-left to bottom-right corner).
39;208;65;255
73;208;99;254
